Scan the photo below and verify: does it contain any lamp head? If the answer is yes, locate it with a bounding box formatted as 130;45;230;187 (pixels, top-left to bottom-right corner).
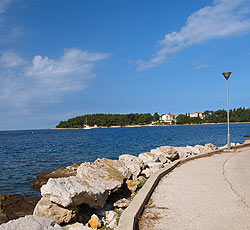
222;72;231;80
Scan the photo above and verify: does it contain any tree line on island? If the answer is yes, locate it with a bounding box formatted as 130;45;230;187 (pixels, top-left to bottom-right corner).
56;107;250;128
56;113;160;128
177;107;250;124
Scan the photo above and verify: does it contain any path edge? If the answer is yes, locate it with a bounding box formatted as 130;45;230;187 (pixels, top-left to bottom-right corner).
117;140;250;230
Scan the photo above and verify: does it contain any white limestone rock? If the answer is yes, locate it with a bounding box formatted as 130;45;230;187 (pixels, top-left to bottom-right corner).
157;146;179;160
185;146;201;155
113;198;131;208
77;158;131;192
158;154;171;164
105;211;118;224
174;146;193;158
219;142;240;150
150;149;163;157
119;154;144;179
146;162;163;170
138;152;159;164
107;219;118;229
0;215;62;230
41;158;130;209
194;145;206;152
33;197;78;224
41;176;109;209
205;143;218;151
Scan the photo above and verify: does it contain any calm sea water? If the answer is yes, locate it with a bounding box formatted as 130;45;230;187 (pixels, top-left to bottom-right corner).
0;123;249;196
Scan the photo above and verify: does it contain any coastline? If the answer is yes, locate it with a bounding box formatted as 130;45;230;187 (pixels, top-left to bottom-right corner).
0;141;227;227
1;138;250;228
51;121;250;130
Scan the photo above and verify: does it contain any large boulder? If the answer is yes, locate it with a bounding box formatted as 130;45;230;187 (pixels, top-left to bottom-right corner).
41;158;130;209
0;215;62;230
156;146;179;160
33;163;81;190
0;194;40;225
205;143;218;151
174;146;194;158
119;154;144;179
33;197;78;224
77;158;131;192
138;152;159;164
41;176;109;209
194;145;206;152
141;162;163;178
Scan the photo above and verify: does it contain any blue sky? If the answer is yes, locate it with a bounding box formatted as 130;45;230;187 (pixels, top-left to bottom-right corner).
0;0;250;130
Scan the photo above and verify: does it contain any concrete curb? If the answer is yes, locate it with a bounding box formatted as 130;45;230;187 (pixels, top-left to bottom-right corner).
117;141;250;230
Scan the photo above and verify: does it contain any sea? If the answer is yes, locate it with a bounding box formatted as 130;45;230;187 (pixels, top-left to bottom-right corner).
0;123;249;197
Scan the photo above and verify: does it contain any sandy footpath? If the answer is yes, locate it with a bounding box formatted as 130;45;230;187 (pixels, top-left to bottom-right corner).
139;146;250;230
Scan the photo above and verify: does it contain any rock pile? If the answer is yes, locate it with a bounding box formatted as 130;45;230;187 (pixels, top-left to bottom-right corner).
0;143;221;229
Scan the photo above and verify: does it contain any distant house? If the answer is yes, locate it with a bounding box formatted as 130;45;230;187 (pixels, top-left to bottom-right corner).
160;114;176;124
189;112;203;119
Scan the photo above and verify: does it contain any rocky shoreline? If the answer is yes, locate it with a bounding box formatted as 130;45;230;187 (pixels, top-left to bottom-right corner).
0;142;239;229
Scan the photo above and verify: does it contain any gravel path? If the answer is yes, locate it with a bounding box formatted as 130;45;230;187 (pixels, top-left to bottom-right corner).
139;147;250;230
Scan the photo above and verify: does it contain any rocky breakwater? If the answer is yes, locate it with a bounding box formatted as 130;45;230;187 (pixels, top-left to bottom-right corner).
1;142;225;230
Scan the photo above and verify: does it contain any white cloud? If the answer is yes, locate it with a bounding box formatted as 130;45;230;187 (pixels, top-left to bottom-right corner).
0;48;110;108
0;50;26;67
137;0;250;70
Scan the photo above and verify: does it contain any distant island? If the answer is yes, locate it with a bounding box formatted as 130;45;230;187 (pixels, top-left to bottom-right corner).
55;107;250;128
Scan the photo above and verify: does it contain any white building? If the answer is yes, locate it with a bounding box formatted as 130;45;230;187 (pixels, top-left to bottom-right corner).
160;114;176;124
189;112;203;119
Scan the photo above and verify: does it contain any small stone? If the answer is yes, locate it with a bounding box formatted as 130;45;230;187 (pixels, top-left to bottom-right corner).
105;211;118;223
113;198;131;208
126;180;140;192
107;219;118;229
88;214;101;229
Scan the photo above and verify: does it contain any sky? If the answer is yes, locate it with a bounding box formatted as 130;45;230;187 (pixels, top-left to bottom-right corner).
0;0;250;130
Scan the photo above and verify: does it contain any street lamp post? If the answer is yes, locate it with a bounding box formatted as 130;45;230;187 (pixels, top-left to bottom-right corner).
222;72;232;150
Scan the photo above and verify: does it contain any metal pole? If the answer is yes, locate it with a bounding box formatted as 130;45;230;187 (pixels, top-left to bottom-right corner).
226;79;231;149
